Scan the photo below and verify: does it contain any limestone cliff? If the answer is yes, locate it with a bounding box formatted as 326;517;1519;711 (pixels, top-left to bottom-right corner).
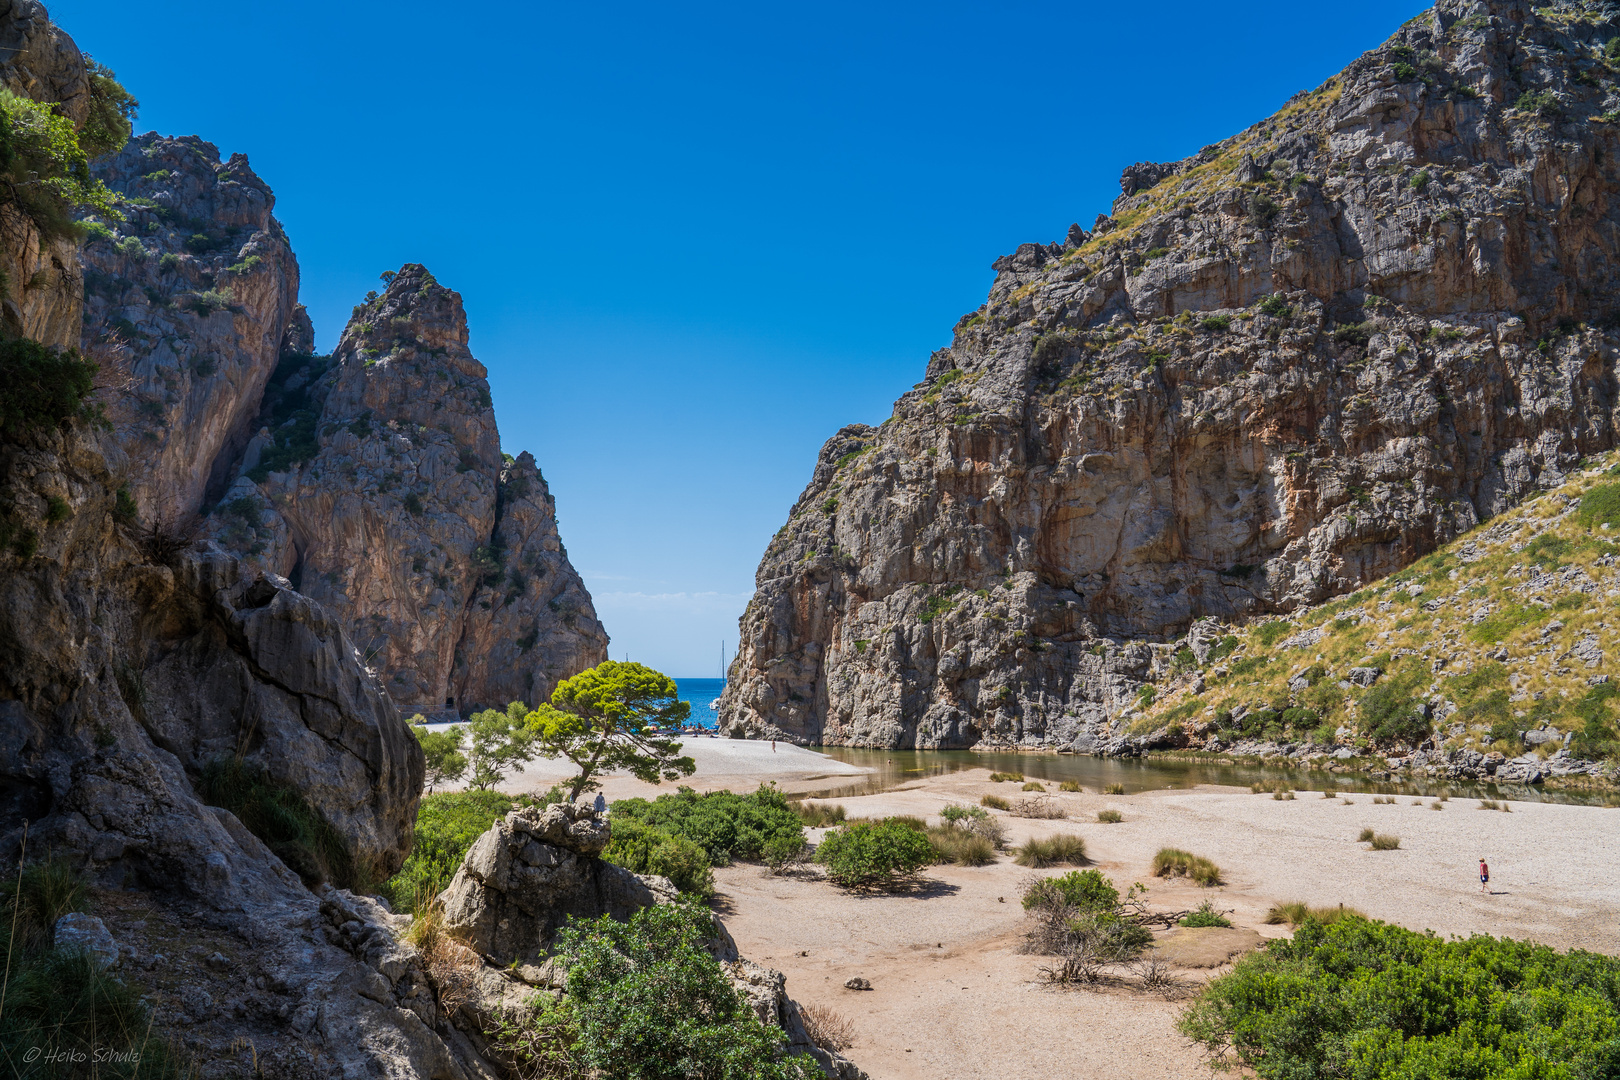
722;0;1620;750
81;132;302;521
204;265;609;715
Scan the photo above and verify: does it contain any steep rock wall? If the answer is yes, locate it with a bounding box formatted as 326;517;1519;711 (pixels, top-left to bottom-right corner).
721;0;1620;749
205;265;609;715
81;133;301;521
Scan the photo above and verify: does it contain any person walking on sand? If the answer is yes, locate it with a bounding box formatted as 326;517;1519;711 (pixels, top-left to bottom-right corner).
771;739;776;752
1479;857;1490;893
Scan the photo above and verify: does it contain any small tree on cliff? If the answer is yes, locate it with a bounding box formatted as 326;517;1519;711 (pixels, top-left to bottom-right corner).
527;661;694;802
408;714;467;794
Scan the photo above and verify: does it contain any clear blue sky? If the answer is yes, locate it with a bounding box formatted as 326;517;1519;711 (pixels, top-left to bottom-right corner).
59;0;1421;676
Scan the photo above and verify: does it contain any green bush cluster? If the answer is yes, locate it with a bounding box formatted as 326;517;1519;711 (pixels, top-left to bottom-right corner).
383;790;521;911
1180;916;1620;1079
602;817;716;898
544;903;823;1079
0;336;103;440
814;818;933;889
610;784;803;868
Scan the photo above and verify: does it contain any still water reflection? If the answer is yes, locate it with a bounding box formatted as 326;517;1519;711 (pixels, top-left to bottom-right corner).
810;747;1616;807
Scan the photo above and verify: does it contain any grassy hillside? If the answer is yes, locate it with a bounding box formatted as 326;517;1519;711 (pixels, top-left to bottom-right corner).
1133;452;1620;783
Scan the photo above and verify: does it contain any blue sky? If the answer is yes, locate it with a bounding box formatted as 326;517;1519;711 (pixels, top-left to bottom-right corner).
60;0;1422;675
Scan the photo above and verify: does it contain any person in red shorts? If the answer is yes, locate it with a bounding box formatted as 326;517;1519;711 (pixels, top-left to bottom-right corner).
1479;857;1490;893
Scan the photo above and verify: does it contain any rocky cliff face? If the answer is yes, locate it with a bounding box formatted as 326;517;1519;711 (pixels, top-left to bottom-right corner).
722;0;1620;750
80;133;302;521
203;265;608;716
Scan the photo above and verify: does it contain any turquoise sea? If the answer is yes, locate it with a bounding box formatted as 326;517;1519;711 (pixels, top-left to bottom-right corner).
673;678;725;729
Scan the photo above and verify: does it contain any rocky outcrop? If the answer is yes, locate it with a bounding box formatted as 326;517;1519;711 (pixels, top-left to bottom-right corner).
80;133;302;521
722;0;1620;749
437;802;865;1080
202;265;609;716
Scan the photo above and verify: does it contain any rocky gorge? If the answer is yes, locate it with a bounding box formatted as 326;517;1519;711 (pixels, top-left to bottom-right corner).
720;0;1620;759
79;140;606;719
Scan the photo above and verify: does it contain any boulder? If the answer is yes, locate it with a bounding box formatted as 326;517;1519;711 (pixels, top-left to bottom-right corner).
54;913;119;967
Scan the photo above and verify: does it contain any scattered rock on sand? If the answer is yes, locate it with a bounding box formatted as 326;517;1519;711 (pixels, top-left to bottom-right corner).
845;977;873;990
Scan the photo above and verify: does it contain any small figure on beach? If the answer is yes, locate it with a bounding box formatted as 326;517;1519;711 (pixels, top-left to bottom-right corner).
594;792;607;816
771;739;776;753
1479;857;1489;893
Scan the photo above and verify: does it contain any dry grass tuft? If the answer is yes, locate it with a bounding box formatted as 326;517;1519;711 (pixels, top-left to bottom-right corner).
1011;794;1066;819
1104;783;1126;795
1357;827;1375;842
1151;847;1222;886
980;794;1010;810
1013;834;1088;868
1022;781;1047;792
799;1003;856;1052
1369;833;1401;851
1059;780;1082;792
1264;901;1367;926
406;897;481;1012
1097;809;1124;824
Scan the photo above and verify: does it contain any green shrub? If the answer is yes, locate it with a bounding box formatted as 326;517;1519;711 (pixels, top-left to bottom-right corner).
1180;901;1232;928
1199;315;1231;332
988;771;1024;783
814;819;934;889
1357;827;1375;842
1058;780;1081;792
1578;482;1620;530
1253;620;1292;646
1023;869;1118;912
1144;247;1170;260
1179;916;1620;1079
385;789;516;910
246;408;320;481
1104;783;1125;795
555;903;822;1079
1097;809;1123;823
0;336;102;439
612;784;803;867
1021;780;1046;792
1514;89;1561;117
1013;834;1088;868
603;818;716;898
0;88;120;240
1409;168;1430;190
980;794;1010;810
113;234;147;260
80;219;114;242
1151;847;1222;886
1257;294;1289;317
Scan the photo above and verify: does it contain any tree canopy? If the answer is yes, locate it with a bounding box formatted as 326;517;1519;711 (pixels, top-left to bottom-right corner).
527;660;693;801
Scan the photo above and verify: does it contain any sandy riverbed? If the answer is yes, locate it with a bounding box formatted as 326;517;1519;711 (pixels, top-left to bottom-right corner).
481;742;1620;1080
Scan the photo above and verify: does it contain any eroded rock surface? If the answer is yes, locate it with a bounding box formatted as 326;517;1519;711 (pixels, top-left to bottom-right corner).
722;0;1620;749
201;265;608;715
81;133;302;521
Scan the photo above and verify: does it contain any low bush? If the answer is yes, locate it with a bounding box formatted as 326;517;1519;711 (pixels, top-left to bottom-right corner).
1430;800;1444;811
1023;868;1118;912
1151;847;1222;886
1577;482;1620;530
1180;915;1620;1079
1058;780;1081;792
554;903;823;1079
881;814;928;832
1250;782;1268;794
795;801;846;827
603;817;716;898
1104;783;1126;795
1097;809;1124;824
980;794;1010;810
1357;827;1375;842
1013;834;1088;868
0;337;103;439
611;784;803;866
1263;901;1368;927
1477;799;1512;812
1272;789;1295;801
385;789;515;910
1200;314;1231;332
1369;833;1401;850
1021;781;1046;792
939;803;1006;847
1180;901;1232;928
988;771;1024;783
815;819;934;889
1021;870;1155;981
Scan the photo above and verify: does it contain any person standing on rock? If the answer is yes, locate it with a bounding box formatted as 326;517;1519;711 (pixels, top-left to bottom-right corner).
593;792;607;816
1479;857;1490;893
